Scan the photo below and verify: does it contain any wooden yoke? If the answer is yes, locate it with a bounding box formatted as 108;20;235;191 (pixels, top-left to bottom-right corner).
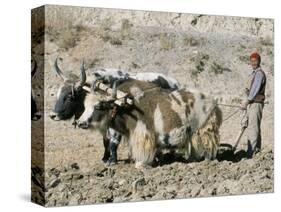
95;82;134;106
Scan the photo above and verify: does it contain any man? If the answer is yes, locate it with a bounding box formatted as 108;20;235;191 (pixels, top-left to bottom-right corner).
241;52;267;158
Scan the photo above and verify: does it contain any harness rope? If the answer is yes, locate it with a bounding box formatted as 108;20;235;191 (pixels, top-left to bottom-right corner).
221;108;241;123
218;101;267;124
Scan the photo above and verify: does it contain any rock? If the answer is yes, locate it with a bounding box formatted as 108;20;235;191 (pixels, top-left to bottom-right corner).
31;175;44;189
239;173;250;182
95;167;115;178
190;185;201;197
31;166;43;176
217;184;228;194
245;159;256;167
118;179;127;186
49;168;61;177
132;178;146;193
61;174;73;181
71;163;80;170
68;192;82;205
72;173;84;180
48;178;61;188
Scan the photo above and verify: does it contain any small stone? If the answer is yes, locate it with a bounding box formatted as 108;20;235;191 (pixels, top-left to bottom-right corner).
190;185;201;197
72;173;84;180
48;178;61;188
71;163;80;170
118;179;126;186
132;178;146;193
49;168;61;177
31;166;43;176
61;174;73;181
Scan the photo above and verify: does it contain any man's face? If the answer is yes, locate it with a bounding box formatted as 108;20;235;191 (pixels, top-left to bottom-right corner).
250;58;259;70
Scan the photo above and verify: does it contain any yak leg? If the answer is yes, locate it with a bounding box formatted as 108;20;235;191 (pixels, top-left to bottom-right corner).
130;122;156;168
102;137;110;163
107;133;122;166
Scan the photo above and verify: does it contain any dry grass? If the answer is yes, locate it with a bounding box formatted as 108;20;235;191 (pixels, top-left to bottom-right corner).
58;30;81;50
259;36;273;46
190;53;210;77
121;19;133;32
97;31;123;46
239;55;249;63
159;33;175;50
191;15;204;26
183;35;205;47
94;18;134;46
210;62;232;75
46;25;88;51
88;58;102;69
99;31;123;46
109;36;123;46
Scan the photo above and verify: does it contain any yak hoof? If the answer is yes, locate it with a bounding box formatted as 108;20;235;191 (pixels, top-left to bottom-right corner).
102;158;109;164
106;159;117;166
102;154;110;163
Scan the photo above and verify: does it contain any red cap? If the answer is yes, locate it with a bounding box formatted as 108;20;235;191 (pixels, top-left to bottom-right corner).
250;52;261;62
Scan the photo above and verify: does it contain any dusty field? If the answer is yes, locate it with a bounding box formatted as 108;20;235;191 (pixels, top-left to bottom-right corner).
31;5;274;207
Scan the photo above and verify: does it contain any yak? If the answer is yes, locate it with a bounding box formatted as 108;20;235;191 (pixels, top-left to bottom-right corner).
77;79;223;168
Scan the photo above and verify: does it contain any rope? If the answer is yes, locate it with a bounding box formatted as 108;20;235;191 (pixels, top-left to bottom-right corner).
217;103;242;109
216;102;249;125
222;108;241;123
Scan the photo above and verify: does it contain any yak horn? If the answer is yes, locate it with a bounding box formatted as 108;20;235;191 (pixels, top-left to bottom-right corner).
78;59;86;87
82;85;91;93
31;55;37;78
54;57;67;81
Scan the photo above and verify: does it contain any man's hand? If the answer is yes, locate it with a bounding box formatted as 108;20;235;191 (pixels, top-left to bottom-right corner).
241;100;249;110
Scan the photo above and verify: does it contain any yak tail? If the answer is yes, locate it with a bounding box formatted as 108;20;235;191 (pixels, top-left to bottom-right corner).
130;121;156;168
191;106;222;160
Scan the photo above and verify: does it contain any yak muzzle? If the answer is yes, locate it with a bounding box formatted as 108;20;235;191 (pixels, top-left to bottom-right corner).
32;112;41;121
49;111;61;121
77;121;89;129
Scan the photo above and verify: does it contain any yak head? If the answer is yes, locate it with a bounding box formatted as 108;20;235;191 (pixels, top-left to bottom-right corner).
77;81;119;132
50;57;87;121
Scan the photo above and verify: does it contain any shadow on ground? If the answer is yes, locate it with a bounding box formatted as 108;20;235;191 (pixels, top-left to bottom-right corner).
217;143;249;162
151;143;250;167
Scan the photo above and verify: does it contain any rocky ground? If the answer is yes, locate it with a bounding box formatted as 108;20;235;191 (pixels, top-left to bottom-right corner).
31;5;274;207
31;146;273;207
